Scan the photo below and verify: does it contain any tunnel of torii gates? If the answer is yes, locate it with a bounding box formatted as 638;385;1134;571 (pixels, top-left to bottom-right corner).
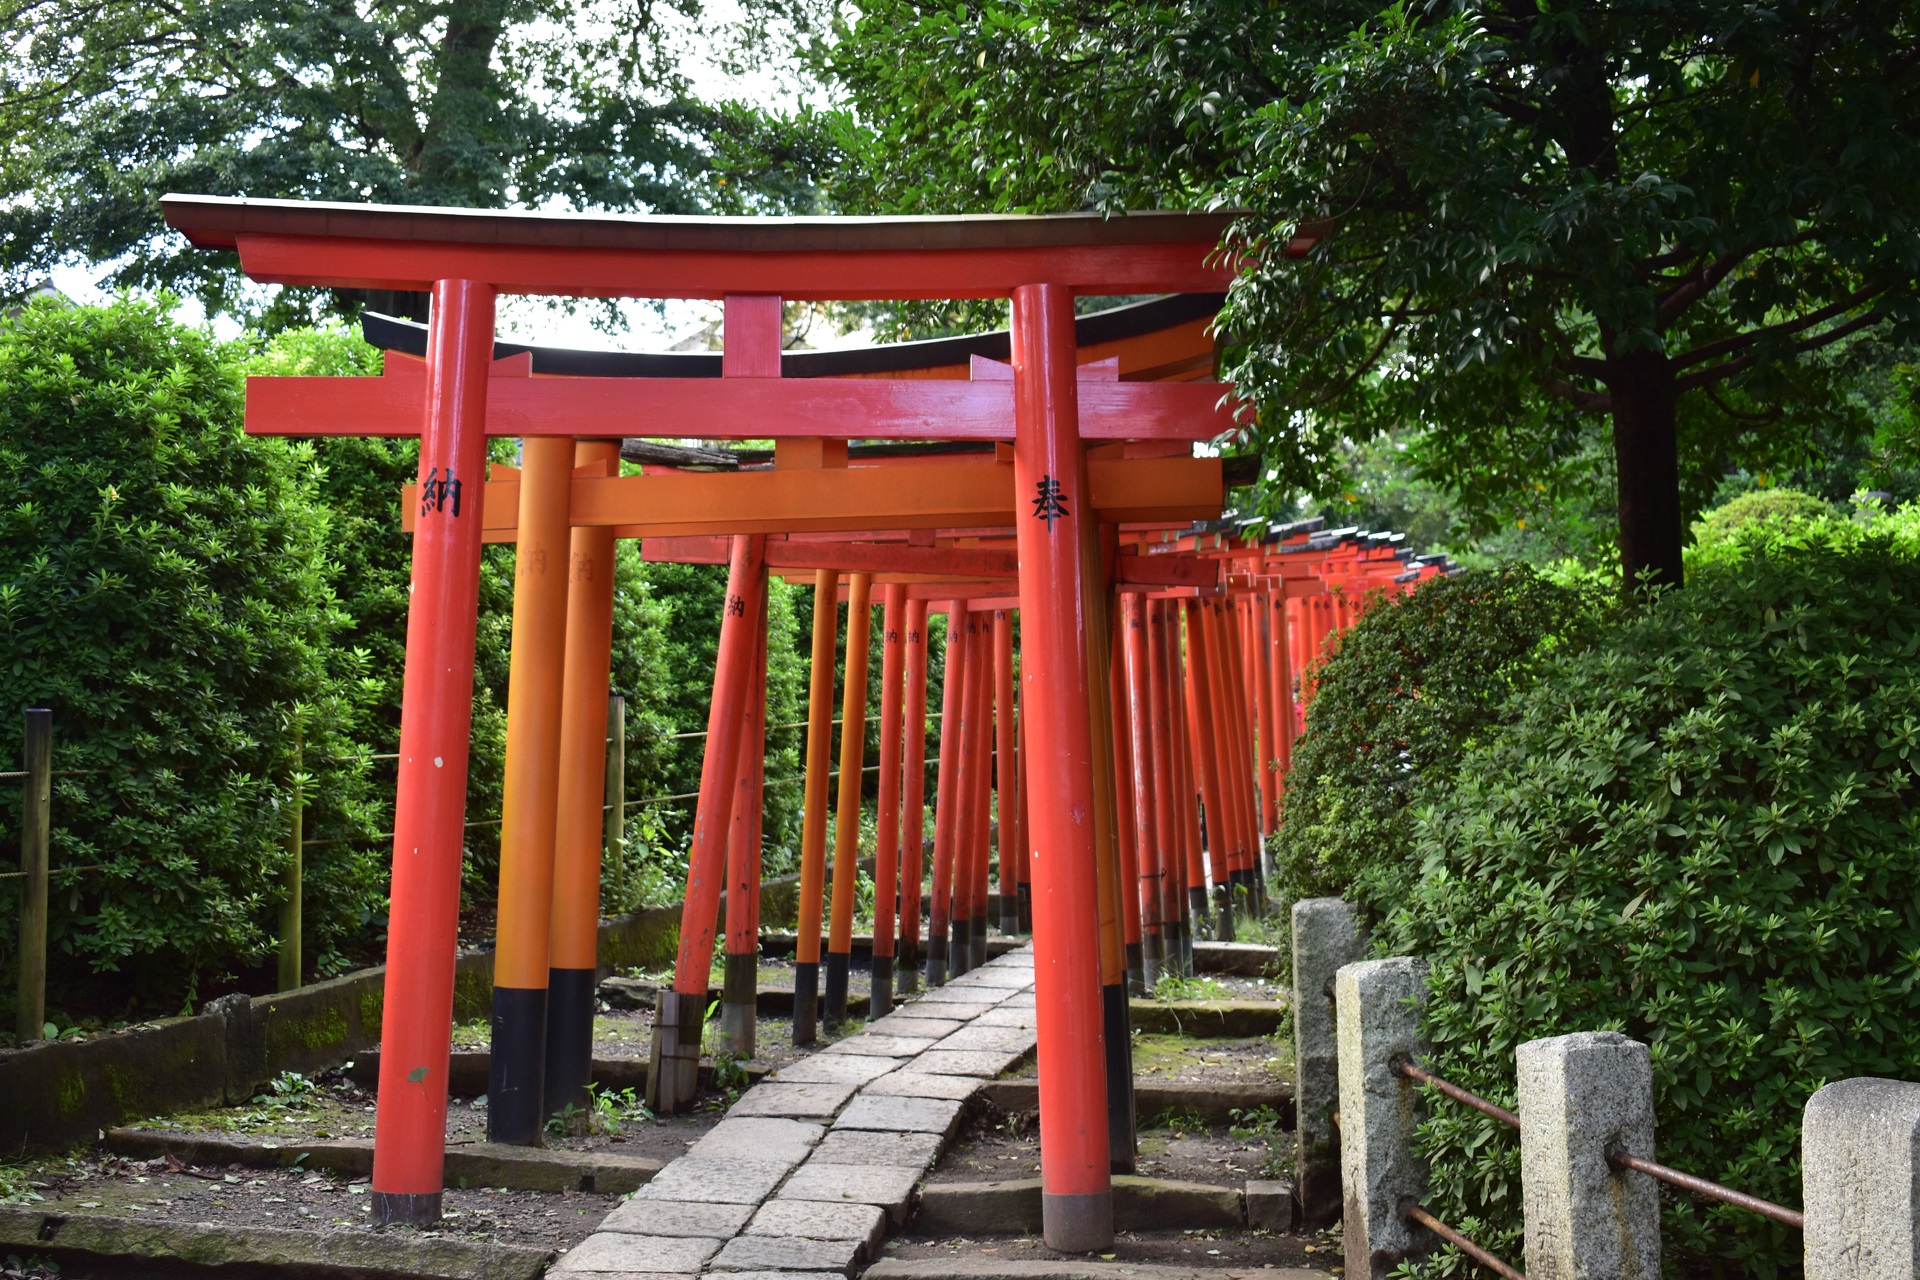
164;194;1451;1251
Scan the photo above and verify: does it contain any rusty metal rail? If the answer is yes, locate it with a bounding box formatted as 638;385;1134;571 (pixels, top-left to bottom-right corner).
1406;1206;1527;1280
1607;1150;1805;1228
1398;1059;1521;1128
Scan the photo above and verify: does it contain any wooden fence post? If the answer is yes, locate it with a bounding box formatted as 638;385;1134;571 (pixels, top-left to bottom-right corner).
604;694;626;911
17;708;50;1039
277;726;304;992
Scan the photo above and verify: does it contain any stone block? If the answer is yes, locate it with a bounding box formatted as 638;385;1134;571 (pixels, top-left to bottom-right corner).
835;1094;966;1137
822;1034;941;1058
710;1234;862;1275
934;1025;1038;1054
750;1198;887;1249
1244;1180;1296;1233
1193;940;1282;977
780;1161;922;1226
945;969;1033;990
688;1118;825;1166
916;988;1007;1007
866;1014;966;1039
633;1157;792;1205
550;1232;720;1275
1292;896;1364;1232
599;1198;755;1238
1001;991;1036;1009
1336;956;1428;1279
1517;1032;1659;1280
972;1007;1037;1029
812;1128;944;1168
729;1081;860;1119
1804;1076;1920;1280
1112;1176;1243;1231
860;1071;983;1101
911;1048;1026;1077
887;1000;995;1021
911;1178;1042;1235
773;1054;902;1086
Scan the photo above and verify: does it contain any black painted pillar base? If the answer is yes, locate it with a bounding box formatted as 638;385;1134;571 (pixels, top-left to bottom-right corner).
946;919;966;979
645;989;704;1114
1214;881;1237;942
543;967;595;1120
1000;893;1019;936
791;961;820;1046
1126;940;1147;996
721;951;756;1059
487;985;547;1146
823;951;851;1027
969;914;987;970
926;925;950;987
1188;886;1212;943
1102;981;1136;1174
871;962;894;1018
371;1190;442;1227
897;944;920;995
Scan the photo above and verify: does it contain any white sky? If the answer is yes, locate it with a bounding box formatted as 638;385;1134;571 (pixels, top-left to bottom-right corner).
49;0;871;355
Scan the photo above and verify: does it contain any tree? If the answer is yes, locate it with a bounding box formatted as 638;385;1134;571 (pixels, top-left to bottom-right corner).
823;1;1920;588
0;0;825;326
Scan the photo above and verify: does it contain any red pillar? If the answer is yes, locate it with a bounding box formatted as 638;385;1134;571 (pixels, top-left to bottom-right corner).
1249;594;1278;838
948;610;985;977
1147;599;1192;966
993;608;1018;935
793;567;838;1044
825;572;873;1024
371;279;495;1228
1121;593;1162;987
1011;282;1112;1251
722;589;769;1056
899;598;930;991
1014;691;1032;933
1183;599;1233;939
926;603;966;986
651;534;766;1112
968;614;995;969
872;582;908;1015
1164;600;1208;942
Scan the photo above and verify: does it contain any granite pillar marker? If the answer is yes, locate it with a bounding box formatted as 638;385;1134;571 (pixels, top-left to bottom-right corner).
1336;956;1429;1280
1804;1076;1920;1280
1293;896;1364;1230
1517;1032;1660;1280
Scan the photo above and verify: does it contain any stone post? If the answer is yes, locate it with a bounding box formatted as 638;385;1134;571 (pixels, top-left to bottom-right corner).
1294;896;1365;1229
1516;1032;1660;1280
1335;956;1429;1278
1804;1077;1920;1279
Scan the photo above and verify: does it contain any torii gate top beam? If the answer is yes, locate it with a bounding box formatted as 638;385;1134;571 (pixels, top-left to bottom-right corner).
160;196;1268;300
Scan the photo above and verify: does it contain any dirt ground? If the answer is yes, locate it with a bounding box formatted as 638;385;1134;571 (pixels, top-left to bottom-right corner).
929;1096;1292;1189
1003;1033;1291;1093
880;1227;1342;1272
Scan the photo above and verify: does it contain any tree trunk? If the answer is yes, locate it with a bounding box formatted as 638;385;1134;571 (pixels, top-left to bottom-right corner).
1607;349;1685;592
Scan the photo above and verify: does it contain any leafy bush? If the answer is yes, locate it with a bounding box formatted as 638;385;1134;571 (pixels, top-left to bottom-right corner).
0;299;383;1003
1691;486;1834;549
1383;534;1920;1277
1270;565;1601;915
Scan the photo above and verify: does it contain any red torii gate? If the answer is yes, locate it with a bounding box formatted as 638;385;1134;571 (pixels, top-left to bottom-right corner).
164;194;1282;1250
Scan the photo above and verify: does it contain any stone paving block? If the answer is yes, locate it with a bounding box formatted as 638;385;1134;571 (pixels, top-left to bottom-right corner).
779;1160;923;1226
710;1235;862;1275
728;1080;860;1119
946;969;1033;989
894;1000;996;1020
1001;991;1036;1008
772;1054;902;1087
599;1197;756;1238
866;1014;965;1039
812;1128;944;1169
632;1157;792;1205
749;1197;887;1250
834;1094;965;1137
972;1007;1037;1029
911;1048;1027;1077
858;1071;982;1101
688;1118;825;1166
916;988;1008;1006
935;1025;1038;1053
711;1274;834;1280
820;1034;940;1058
550;1232;720;1274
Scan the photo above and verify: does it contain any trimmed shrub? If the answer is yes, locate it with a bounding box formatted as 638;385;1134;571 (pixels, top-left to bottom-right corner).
1270;565;1601;916
0;300;383;1004
1383;534;1920;1277
1692;486;1835;549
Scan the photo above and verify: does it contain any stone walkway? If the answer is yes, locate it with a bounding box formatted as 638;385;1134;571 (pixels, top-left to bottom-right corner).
554;947;1038;1278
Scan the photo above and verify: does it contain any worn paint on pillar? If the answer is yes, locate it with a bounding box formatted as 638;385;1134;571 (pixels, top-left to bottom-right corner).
1010;281;1113;1252
371;279;495;1228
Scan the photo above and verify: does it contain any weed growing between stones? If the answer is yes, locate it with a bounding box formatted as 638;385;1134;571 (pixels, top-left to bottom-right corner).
1149;974;1230;1003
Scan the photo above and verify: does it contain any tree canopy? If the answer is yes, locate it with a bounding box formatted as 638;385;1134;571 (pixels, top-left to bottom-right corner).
0;0;825;326
824;0;1920;586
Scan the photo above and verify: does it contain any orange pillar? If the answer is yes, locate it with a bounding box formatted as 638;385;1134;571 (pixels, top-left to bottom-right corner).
968;614;995;970
993;609;1018;935
1148;598;1192;968
722;589;768;1056
926;603;966;986
486;434;573;1146
1249;594;1278;839
792;568;838;1044
872;582;908;1016
1012;282;1112;1249
1164;599;1208;943
825;572;873;1024
1183;599;1233;939
371;278;494;1227
1015;693;1032;933
651;534;766;1112
948;610;985;977
1120;593;1162;988
543;440;620;1119
898;598;930;991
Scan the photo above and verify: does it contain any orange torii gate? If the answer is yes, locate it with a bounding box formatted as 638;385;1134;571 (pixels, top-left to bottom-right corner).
164;193;1289;1250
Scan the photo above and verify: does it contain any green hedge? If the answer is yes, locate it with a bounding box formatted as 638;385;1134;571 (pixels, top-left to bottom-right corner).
1383;532;1920;1277
1269;564;1601;916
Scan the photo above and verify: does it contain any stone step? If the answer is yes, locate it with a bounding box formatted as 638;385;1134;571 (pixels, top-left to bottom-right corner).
1127;999;1287;1038
866;1259;1328;1280
976;1080;1295;1129
914;1175;1246;1235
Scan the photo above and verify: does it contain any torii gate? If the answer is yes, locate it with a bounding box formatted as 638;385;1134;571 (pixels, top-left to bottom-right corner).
163;194;1286;1250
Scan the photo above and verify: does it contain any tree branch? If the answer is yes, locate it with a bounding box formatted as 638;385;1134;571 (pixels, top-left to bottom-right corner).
1671;284;1889;371
1675;307;1889;392
1544;372;1612;413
